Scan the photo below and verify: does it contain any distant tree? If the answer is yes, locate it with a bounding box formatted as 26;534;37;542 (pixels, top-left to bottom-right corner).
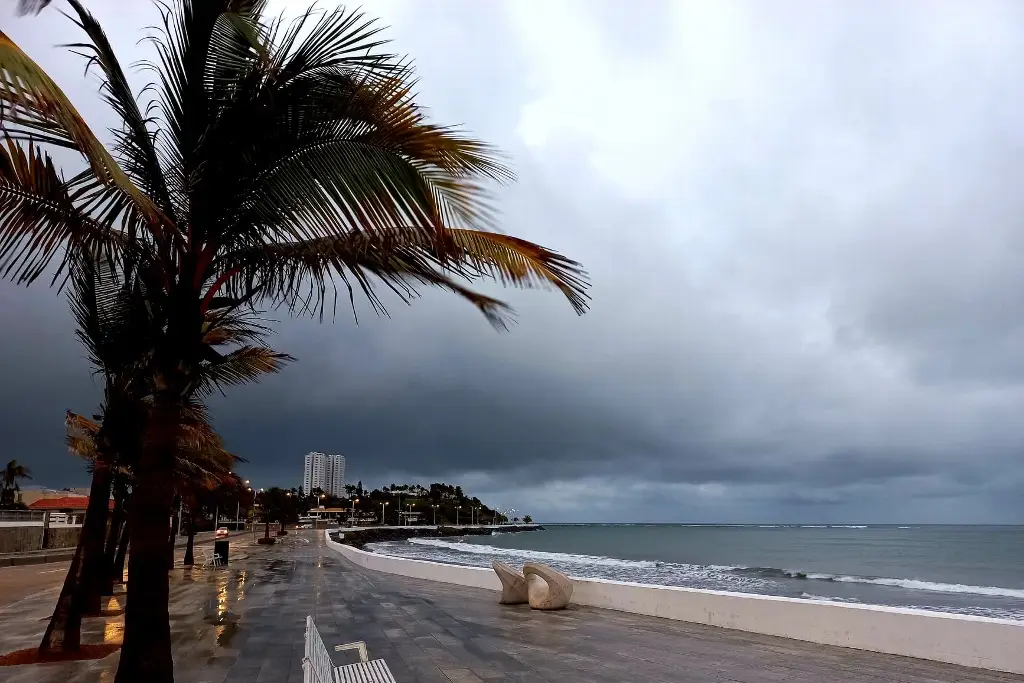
523;515;533;524
454;485;464;501
1;459;31;506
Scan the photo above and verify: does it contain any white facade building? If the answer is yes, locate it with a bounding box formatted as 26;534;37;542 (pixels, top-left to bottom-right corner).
302;452;346;498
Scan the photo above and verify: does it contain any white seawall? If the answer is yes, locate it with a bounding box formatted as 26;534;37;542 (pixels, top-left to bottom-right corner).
324;530;1024;675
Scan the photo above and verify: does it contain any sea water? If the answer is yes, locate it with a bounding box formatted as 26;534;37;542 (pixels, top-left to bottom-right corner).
366;524;1024;620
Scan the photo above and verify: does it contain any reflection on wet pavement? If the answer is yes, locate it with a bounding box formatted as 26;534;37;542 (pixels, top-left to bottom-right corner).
0;533;292;683
102;619;123;645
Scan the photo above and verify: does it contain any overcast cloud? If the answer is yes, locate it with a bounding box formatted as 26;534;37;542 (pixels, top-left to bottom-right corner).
3;0;1024;523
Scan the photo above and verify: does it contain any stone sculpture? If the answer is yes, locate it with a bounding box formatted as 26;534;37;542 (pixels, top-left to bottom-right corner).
492;561;529;605
523;562;574;610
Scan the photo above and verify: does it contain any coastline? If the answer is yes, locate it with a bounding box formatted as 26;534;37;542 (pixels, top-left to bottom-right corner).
325;527;1024;675
331;524;543;550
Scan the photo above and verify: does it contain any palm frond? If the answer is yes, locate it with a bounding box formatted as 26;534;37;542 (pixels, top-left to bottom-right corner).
68;249;157;384
0;30;161;225
190;345;293;398
218;226;588;324
63;0;178;225
66;410;100;460
0;138;133;284
15;0;51;16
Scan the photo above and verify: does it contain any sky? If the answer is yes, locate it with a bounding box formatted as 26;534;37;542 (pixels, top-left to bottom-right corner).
3;0;1024;523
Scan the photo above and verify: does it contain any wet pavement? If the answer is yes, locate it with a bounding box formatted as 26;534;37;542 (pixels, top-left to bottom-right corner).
0;529;1021;682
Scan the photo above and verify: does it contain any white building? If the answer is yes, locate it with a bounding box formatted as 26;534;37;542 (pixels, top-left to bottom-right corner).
302;452;346;498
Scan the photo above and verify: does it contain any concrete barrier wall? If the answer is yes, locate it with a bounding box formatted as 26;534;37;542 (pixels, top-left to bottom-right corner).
46;527;81;550
0;525;82;553
324;531;1024;675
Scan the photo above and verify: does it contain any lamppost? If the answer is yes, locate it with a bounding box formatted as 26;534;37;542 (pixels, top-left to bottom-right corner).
474;506;480;526
406;503;413;526
247;487;254;539
350;498;359;526
431;504;438;526
239;479;249;530
456;505;462;526
380;501;389;526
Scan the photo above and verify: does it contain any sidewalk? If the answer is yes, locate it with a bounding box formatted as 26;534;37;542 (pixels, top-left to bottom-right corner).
0;532;262;682
3;529;1021;683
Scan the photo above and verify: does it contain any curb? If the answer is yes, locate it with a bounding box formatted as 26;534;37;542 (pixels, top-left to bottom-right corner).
0;550;75;567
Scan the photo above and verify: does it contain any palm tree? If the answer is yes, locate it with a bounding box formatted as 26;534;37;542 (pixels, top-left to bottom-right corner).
42;253;282;655
0;2;588;680
0;459;30;508
0;459;30;506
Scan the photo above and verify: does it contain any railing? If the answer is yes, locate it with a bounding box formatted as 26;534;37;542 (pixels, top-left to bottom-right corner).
0;509;45;523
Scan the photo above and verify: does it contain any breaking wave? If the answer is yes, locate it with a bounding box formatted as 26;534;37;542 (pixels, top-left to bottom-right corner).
731;566;1024;598
365;535;1024;620
407;538;659;569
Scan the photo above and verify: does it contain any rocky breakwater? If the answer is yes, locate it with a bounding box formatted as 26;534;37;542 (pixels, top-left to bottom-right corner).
331;525;542;550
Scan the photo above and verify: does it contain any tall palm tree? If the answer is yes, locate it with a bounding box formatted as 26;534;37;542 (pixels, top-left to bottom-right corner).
0;2;588;680
42;253;285;655
0;459;30;506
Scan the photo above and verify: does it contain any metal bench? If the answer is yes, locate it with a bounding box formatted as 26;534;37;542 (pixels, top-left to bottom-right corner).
303;616;396;683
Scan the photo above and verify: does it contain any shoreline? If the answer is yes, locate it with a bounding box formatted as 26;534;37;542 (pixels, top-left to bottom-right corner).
324;529;1024;675
331;524;543;550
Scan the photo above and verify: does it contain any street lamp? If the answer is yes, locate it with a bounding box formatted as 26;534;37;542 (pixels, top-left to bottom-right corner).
380;501;389;526
456;505;462;526
406;503;413;526
431;504;438;526
350;498;359;526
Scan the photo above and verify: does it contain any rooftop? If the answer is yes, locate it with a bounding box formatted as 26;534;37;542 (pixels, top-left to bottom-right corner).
26;496;114;511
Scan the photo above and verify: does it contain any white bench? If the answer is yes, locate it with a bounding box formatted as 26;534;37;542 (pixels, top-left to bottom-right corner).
303;616;396;683
197;547;224;568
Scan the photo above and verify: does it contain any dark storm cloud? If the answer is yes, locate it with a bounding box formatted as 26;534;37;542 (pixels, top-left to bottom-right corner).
3;1;1024;522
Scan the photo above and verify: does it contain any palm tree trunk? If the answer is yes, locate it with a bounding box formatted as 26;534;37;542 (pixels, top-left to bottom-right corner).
167;494;180;570
112;521;129;585
79;463;113;615
114;455;174;683
101;485;127;595
183;511;195;566
38;461;112;653
37;538;84;654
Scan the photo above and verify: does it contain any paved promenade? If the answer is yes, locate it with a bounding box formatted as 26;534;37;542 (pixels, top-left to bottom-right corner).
0;530;1020;682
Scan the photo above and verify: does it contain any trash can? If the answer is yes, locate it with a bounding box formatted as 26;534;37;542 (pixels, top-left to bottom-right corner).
214;539;229;565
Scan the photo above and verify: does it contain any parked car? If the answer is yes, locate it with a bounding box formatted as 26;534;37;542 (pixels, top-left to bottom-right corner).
214;527;229;539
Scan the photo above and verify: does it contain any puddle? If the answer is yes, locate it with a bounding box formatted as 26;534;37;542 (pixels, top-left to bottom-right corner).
215;622;239;647
103;620;124;644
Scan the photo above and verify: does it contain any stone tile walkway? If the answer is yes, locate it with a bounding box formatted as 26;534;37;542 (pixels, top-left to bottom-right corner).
0;530;1021;682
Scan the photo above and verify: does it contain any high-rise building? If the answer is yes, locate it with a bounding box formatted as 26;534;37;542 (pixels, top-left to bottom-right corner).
302;452;346;498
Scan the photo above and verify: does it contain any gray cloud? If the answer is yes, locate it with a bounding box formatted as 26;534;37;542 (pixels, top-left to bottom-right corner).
2;0;1024;523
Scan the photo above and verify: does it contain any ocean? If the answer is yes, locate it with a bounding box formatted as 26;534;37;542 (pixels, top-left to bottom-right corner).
366;524;1024;620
